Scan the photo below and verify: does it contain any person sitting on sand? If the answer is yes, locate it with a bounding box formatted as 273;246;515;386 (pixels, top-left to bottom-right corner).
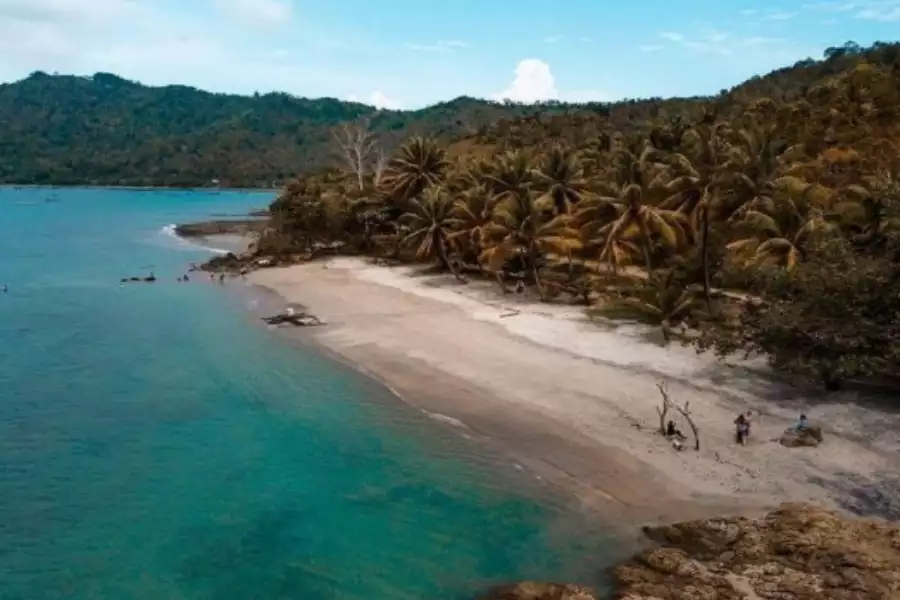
665;420;686;451
666;420;685;439
734;412;751;444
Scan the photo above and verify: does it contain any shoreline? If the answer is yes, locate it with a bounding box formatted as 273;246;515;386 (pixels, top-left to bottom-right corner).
240;257;900;526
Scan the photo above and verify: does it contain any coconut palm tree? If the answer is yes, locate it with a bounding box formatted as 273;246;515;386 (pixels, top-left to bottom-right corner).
399;186;466;282
481;190;582;300
726;208;834;270
657;123;733;304
486;150;534;206
447;183;494;265
573;144;689;275
594;182;692;277
381;137;450;208
533;145;590;214
588;270;705;343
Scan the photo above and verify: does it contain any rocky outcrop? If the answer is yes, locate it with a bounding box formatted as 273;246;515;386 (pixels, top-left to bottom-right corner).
174;218;266;238
480;504;900;600
780;426;824;448
613;503;899;599
478;582;600;600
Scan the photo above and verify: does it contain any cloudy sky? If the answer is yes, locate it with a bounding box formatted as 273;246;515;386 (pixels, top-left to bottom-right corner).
0;0;897;109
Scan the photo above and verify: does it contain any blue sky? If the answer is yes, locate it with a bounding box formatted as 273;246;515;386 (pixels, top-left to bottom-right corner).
0;0;897;109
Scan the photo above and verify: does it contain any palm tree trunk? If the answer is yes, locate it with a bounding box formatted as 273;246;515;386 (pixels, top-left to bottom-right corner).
661;319;672;343
700;204;711;307
529;243;546;301
636;217;654;278
435;230;466;283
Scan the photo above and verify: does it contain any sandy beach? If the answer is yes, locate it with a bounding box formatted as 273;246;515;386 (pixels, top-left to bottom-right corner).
246;257;900;525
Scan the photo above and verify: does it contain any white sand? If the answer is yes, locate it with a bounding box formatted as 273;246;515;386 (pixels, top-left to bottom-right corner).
247;258;900;523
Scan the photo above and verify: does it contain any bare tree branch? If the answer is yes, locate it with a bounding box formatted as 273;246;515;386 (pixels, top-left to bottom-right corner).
675;400;700;451
372;147;388;188
331;117;378;190
656;381;700;451
655;382;670;435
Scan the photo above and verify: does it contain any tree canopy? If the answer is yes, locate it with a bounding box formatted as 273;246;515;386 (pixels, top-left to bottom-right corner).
224;41;900;388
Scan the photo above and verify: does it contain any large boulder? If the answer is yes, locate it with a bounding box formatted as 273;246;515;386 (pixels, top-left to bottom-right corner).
612;503;900;600
780;426;824;448
477;582;600;600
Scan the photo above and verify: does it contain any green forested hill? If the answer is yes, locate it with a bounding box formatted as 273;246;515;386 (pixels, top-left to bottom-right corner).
0;72;595;188
1;41;889;188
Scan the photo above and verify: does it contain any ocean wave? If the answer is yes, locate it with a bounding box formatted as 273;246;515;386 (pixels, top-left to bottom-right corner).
158;224;229;255
419;408;468;430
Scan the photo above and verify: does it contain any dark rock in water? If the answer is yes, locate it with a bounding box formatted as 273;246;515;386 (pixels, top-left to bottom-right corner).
261;312;325;327
202;252;241;272
174;219;265;238
477;582;599;600
780;426;824;447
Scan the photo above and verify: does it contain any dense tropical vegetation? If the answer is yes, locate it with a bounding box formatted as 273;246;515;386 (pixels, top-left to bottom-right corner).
0;72;600;187
238;41;900;389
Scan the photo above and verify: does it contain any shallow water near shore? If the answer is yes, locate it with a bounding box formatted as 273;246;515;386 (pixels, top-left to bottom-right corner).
0;188;626;600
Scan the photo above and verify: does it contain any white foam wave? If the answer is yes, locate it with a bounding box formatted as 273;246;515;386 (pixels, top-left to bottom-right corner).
420;408;468;429
158;224;229;255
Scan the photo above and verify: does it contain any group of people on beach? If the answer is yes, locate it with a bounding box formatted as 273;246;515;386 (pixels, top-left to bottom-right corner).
733;411;810;446
665;409;812;450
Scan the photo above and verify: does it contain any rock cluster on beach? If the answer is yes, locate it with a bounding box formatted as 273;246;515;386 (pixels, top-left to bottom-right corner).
480;503;900;600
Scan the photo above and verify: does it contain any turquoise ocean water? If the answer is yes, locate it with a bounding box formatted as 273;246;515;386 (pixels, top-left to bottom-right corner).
0;188;621;600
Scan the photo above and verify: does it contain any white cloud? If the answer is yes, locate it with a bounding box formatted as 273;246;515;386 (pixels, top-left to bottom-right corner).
0;0;377;99
640;44;664;52
802;1;857;11
368;90;400;109
660;31;684;42
493;58;557;102
766;10;797;19
403;39;468;53
492;59;609;104
683;41;732;55
741;36;781;45
212;0;292;25
543;35;562;43
856;6;900;20
345;90;400;108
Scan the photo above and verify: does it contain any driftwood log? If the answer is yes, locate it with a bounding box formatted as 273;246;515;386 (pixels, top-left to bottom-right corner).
261;312;325;327
656;382;700;451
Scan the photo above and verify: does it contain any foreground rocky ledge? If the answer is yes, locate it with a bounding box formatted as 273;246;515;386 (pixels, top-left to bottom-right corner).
481;504;899;600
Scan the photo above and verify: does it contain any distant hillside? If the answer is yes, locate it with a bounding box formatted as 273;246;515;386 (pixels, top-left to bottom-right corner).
2;40;894;188
0;72;596;188
447;40;900;159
